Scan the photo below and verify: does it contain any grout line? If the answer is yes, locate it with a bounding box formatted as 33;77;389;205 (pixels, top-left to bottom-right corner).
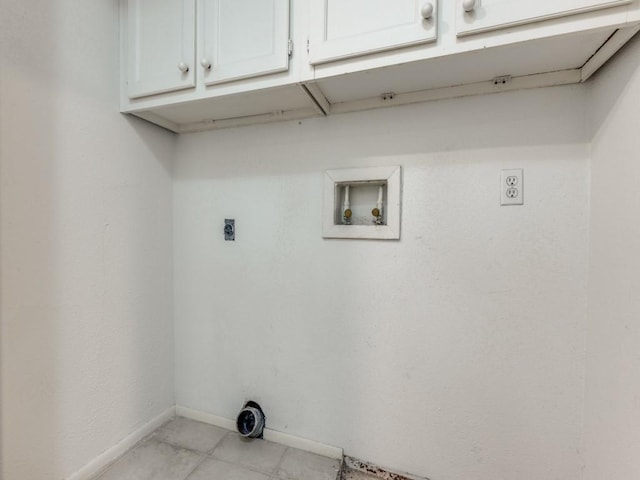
207;431;230;456
182;453;209;480
271;446;289;477
151;436;210;455
207;454;285;477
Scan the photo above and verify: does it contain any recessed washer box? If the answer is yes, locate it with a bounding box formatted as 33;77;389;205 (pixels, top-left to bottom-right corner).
323;166;402;240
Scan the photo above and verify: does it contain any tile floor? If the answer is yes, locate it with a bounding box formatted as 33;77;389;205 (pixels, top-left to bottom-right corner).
93;416;343;480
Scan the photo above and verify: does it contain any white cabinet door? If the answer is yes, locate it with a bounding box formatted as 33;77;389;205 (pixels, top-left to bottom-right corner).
456;0;631;36
126;0;196;98
200;0;290;86
309;0;438;65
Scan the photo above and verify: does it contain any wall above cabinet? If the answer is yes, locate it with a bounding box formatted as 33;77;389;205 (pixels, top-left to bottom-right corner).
120;0;640;133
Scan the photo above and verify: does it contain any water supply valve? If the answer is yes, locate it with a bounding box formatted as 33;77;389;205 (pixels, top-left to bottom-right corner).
343;208;352;225
372;207;383;225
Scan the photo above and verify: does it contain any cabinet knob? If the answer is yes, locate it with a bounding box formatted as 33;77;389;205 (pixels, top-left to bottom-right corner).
463;0;476;12
200;58;212;70
421;2;434;19
177;62;189;73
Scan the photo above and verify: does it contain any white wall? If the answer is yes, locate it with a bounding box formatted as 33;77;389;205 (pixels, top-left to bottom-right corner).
583;35;640;480
174;85;591;480
5;3;635;478
0;1;175;478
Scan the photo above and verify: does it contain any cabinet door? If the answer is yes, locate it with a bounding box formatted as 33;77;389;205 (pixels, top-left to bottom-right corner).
309;0;438;65
126;0;196;98
200;0;290;86
456;0;631;37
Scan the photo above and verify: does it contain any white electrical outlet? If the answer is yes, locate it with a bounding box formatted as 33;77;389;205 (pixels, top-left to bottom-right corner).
501;169;523;206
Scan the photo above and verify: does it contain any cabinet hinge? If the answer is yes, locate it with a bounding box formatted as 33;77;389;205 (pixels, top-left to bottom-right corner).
306;39;310;54
288;39;293;57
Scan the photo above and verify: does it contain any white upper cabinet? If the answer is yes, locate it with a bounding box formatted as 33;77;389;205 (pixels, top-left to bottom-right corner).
200;0;291;85
126;0;196;99
309;0;438;65
456;0;632;36
121;0;640;132
124;0;291;99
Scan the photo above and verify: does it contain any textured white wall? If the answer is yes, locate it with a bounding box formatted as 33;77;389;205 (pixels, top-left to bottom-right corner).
583;35;640;480
174;86;591;480
0;1;175;479
6;3;635;478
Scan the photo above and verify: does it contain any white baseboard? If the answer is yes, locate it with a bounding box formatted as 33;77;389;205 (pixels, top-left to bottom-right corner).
176;405;236;431
67;406;176;480
176;405;343;460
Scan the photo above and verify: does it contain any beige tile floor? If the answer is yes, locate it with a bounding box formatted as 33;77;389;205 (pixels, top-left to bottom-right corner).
93;417;342;480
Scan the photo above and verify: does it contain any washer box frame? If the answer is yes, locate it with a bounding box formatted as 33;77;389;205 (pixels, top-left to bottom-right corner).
322;166;402;240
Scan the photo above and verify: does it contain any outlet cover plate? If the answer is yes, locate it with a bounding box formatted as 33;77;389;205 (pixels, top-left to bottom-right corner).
224;219;235;241
501;169;523;206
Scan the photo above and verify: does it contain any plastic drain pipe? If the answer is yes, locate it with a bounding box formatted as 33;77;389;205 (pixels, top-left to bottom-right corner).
236;401;265;438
